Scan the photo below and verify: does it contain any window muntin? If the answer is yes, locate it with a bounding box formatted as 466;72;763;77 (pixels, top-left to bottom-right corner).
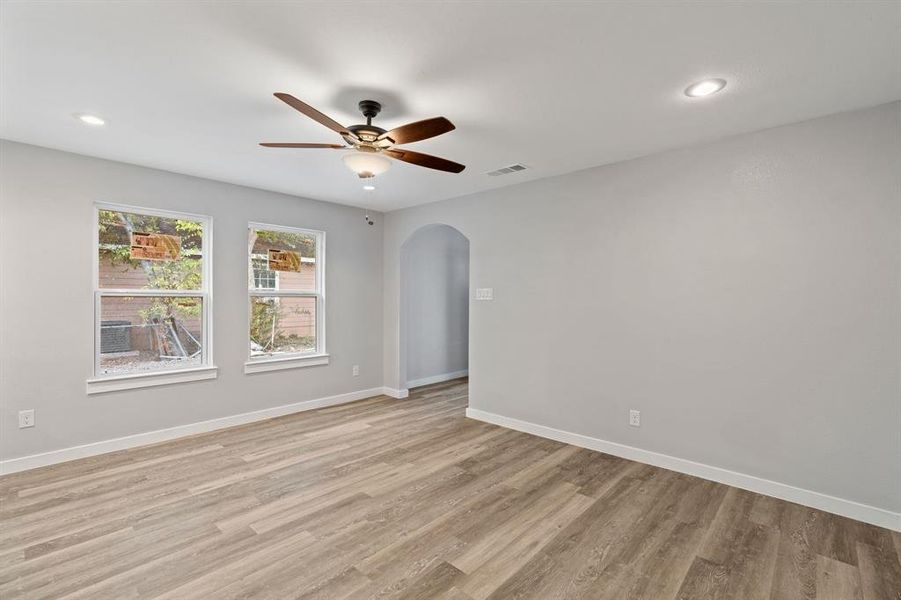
95;205;211;378
248;224;324;361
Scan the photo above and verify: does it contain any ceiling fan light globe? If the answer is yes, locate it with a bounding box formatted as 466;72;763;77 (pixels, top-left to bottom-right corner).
342;152;391;179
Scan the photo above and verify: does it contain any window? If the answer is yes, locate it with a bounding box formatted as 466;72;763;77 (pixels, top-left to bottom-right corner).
88;203;215;394
251;255;278;290
246;223;326;373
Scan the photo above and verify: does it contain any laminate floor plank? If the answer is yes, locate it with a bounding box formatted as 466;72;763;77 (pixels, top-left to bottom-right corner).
816;555;862;600
0;378;897;599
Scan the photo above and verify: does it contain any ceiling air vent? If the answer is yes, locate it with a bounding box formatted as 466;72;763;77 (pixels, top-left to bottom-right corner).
486;164;528;177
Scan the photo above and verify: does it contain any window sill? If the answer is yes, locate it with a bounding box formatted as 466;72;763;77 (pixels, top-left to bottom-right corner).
244;353;330;374
86;365;218;395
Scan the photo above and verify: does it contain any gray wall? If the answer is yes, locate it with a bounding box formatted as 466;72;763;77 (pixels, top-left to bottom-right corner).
383;102;901;513
402;224;469;386
0;140;384;460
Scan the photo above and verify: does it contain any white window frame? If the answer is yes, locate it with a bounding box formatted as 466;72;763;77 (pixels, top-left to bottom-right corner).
245;222;327;374
87;202;216;394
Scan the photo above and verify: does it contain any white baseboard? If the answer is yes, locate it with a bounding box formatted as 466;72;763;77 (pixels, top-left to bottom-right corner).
0;387;387;476
381;386;409;399
466;408;900;532
406;370;469;389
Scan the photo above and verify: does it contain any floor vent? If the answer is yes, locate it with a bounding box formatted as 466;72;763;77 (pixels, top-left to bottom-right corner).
486;164;528;177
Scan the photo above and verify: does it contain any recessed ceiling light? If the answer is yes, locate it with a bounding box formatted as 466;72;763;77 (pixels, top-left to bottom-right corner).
363;185;376;191
684;78;726;98
76;114;106;126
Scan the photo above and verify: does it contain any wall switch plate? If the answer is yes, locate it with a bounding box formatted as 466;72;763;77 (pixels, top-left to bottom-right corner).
19;409;35;429
629;409;640;427
475;288;494;301
352;365;360;377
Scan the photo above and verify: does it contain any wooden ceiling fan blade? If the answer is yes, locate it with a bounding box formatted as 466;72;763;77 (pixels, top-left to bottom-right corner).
377;117;455;145
260;143;347;148
384;148;465;173
273;93;357;139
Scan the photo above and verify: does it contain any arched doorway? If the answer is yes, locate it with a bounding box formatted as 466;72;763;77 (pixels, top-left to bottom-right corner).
399;224;470;392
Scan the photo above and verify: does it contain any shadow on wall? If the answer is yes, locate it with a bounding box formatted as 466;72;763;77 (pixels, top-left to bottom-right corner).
400;224;470;390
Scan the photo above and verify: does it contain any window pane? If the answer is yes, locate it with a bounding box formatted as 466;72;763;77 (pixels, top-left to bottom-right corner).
99;295;203;376
249;296;317;358
249;228;317;292
99;209;203;291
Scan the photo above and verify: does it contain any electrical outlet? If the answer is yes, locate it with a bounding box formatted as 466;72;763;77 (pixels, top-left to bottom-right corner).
352;365;360;377
475;288;494;301
18;409;35;429
629;409;640;427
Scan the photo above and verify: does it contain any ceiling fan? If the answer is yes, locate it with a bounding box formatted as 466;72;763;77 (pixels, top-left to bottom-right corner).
260;93;465;178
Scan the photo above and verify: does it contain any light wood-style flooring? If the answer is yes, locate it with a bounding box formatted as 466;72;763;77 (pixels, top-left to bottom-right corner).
1;379;899;599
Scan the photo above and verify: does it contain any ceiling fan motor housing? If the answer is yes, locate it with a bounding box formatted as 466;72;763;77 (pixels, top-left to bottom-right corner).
346;100;387;144
346;124;387;143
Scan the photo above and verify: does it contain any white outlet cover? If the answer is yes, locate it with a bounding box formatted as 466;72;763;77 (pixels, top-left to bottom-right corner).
629;409;640;427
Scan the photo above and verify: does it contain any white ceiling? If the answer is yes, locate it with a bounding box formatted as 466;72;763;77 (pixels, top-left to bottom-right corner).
2;2;899;212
